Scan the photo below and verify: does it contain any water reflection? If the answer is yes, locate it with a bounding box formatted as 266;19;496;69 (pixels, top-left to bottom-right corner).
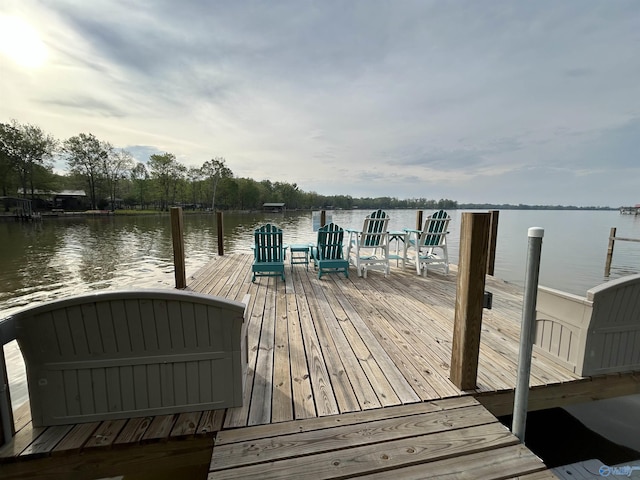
1;210;639;315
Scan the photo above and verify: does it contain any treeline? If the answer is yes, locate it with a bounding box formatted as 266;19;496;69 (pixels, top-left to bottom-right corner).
0;119;458;211
457;203;615;211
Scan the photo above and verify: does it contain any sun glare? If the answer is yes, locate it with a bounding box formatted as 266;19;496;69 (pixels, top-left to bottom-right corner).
0;15;47;68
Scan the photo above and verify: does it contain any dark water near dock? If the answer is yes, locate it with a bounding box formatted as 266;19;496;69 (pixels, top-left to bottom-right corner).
1;209;639;463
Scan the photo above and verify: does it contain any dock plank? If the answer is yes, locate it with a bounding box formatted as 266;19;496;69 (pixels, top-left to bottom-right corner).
209;422;518;480
361;443;545;479
271;274;294;423
211;404;497;471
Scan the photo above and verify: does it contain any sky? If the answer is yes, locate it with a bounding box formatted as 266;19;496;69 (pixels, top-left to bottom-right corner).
1;1;638;207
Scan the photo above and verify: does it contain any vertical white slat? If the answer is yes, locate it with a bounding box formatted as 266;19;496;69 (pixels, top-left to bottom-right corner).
181;302;198;349
160;362;174;407
194;303;210;348
211;358;233;403
77;369;94;414
146;363;162;408
139;298;158;351
133;364;149;410
167;300;184;349
124;299;145;352
52;309;74;357
111;300;132;354
153;299;172;351
186;361;199;404
550;322;562;356
173;362;187;406
208;306;224;352
91;368;109;413
119;365;135;411
198;360;213;403
63;369;81;417
81;303;104;354
105;366;122;412
96;301;118;354
558;327;572;363
67;305;89;357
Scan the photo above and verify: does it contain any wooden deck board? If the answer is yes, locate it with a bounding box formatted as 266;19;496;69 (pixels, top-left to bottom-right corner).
5;253;636;479
208;397;542;480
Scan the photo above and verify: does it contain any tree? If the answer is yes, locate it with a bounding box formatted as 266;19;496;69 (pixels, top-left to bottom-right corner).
63;133;111;209
104;149;134;210
0;122;21;196
130;162;149;209
201;157;232;211
148;152;184;211
186;166;204;208
6;120;57;201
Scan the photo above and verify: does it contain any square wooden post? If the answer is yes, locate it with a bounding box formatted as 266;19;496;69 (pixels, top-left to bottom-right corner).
486;210;499;276
217;211;224;256
450;212;490;390
171;207;186;289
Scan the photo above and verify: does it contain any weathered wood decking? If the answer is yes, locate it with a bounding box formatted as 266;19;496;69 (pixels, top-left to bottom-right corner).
189;254;639;425
2;254;638;479
208;396;549;479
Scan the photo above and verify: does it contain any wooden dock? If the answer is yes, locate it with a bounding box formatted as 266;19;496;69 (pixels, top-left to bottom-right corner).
2;254;638;479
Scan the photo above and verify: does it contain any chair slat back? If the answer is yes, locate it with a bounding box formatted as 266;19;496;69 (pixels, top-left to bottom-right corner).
361;210;389;247
419;210;450;247
255;224;284;262
317;223;345;260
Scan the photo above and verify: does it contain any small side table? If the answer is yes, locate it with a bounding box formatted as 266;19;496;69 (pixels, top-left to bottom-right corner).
289;244;311;271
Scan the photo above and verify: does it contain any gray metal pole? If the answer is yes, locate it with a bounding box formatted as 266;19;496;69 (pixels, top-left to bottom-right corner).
512;227;544;443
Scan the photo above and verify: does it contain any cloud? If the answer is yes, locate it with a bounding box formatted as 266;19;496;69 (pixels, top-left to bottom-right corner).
1;0;639;206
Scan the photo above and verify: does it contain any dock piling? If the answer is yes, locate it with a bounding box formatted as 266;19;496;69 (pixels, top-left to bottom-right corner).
450;212;490;391
171;207;187;289
486;210;499;276
217;211;224;256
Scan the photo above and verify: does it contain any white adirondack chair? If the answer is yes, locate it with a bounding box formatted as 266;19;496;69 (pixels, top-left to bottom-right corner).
404;210;451;276
346;210;391;278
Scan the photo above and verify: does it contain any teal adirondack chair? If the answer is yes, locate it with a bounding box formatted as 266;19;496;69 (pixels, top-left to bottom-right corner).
346;209;390;278
311;223;349;279
403;209;451;276
252;224;286;282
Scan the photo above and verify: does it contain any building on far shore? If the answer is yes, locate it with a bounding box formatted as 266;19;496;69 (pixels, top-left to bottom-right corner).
263;202;285;212
17;189;88;211
619;204;640;215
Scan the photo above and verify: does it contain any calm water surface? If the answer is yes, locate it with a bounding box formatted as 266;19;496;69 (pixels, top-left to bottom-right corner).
1;209;639;451
1;209;638;317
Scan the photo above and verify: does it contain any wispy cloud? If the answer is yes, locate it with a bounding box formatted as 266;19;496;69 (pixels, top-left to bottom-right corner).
1;0;638;206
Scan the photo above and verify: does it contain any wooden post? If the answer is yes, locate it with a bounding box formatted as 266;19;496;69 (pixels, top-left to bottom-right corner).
217;211;224;256
486;210;499;276
320;210;327;228
171;207;186;289
450;212;490;391
604;227;616;277
416;210;423;230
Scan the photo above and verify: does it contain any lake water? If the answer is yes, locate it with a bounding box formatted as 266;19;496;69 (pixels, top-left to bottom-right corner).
1;209;638;317
1;209;639;454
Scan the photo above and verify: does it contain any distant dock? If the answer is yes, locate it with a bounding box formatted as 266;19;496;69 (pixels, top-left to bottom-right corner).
620;205;639;215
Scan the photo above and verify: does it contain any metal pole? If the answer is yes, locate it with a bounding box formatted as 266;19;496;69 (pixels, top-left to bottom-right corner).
512;227;544;443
